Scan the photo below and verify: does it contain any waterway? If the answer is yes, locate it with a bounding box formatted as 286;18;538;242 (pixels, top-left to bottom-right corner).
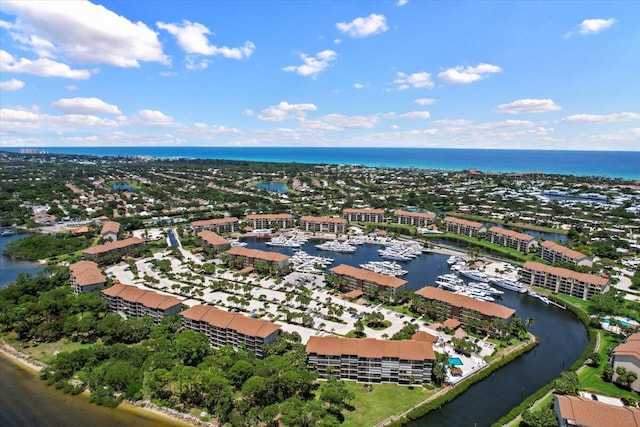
484;222;567;243
0;234;43;289
256;182;287;194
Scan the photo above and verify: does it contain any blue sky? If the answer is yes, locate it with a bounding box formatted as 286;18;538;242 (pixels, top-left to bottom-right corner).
1;0;638;150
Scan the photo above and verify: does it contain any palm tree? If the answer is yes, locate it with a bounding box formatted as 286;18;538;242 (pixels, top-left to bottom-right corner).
525;317;535;329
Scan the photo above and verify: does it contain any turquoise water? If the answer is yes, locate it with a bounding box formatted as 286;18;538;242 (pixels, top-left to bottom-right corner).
449;357;464;366
603;316;633;327
256;182;287;193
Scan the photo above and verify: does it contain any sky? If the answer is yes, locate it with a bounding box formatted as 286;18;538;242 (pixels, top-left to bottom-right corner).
0;0;639;150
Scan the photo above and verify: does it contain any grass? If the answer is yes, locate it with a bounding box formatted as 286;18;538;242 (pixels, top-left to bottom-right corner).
3;333;95;365
547;292;591;312
422;233;530;263
341;381;437;427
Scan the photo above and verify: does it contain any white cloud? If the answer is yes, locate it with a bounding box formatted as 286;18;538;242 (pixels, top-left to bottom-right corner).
414;98;435;106
397;0;409;6
1;49;91;79
257;101;318;122
566;18;616;37
561;112;640;124
0;106;119;133
354;83;364;89
283;50;337;78
333;38;342;44
438;63;502;84
1;0;168;67
52;97;121;115
396;111;431;119
0;78;25;91
157;20;255;59
301;114;379;131
336;14;388;38
242;109;255;117
129;109;174;126
496;98;561;114
393;71;434;90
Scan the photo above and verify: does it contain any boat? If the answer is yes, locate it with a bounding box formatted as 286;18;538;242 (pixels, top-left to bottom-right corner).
528;290;550;304
489;278;527;293
360;261;408;277
315;240;357;253
1;229;16;237
457;268;488;282
435;274;465;291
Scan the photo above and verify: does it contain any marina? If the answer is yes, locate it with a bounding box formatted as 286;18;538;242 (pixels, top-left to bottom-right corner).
359;261;408;276
315;239;357;253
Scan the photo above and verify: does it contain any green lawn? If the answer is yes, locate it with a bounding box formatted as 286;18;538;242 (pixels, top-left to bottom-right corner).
3;334;95;365
341;382;437;427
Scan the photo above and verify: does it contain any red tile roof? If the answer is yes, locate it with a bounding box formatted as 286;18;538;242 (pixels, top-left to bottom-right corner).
540;240;589;261
614;332;640;361
100;221;120;235
555;394;640;427
411;331;438;343
245;213;292;220
102;283;183;310
523;261;609;287
180;305;281;339
300;216;346;224
488;226;535;242
225;246;289;263
191;217;239;227
197;230;229;246
394;210;436;220
443;216;484;229
343;208;384;214
330;264;407;289
415;286;515;320
69;260;106;287
84;237;144;255
306;335;435;361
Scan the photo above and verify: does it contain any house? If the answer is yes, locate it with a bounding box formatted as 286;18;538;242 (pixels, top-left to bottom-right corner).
539;240;593;267
393;210;436;228
486;226;538;254
180;305;280;358
328;264;407;300
299;216;347;234
306;335;435;385
520;261;609;300
442;216;486;237
342;208;385;223
223;246;289;275
245;213;293;230
83;236;146;266
100;221;120;241
554;394;640;427
69;260;106;294
101;282;184;323
190;217;239;233
197;230;231;253
611;332;640;392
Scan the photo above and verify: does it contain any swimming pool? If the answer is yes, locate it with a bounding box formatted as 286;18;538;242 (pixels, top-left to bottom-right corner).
603;316;633;327
449;357;464;366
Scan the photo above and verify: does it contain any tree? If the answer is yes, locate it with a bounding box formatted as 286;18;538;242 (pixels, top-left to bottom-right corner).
320;376;354;413
173;330;211;366
588;352;601;367
521;406;559;427
616;366;638;388
554;370;579;395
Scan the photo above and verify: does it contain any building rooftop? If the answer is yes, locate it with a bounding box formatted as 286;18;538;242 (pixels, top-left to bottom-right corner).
191;217;239;227
540;240;589;261
84;236;144;255
69;260;106;287
102;283;183;310
330;264;407;289
555;394;640;427
225;246;289;263
100;221;120;235
523;261;609;287
488;226;535;242
443;216;484;228
181;305;281;339
415;286;516;320
307;335;436;361
245;213;292;220
613;332;640;361
343;208;385;214
300;215;346;224
197;230;229;246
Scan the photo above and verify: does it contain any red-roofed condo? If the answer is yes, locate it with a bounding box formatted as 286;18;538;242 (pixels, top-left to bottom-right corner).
222;247;290;275
83;236;145;266
180;305;280;358
69;260;107;294
190;217;239;233
393;210;436;228
299;216;346;234
442;216;486;237
328;264;407;302
554;394;640;427
306;335;435;385
342;208;385;223
520;261;609;300
539;240;593;267
100;221;120;241
245;214;293;230
101;283;184;323
611;332;640;392
197;230;231;253
486;226;538;254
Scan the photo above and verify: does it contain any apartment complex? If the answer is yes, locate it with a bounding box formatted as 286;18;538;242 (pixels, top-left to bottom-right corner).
197;230;231;252
611;332;640;392
539;240;593;267
83;236;146;265
393;210;436;228
342;208;385;223
299;216;347;234
486;226;538;254
306;335;435;385
180;305;280;358
329;264;407;299
554;394;640;427
69;260;107;294
101;282;184;322
245;213;293;230
100;221;120;241
190;217;239;233
415;287;516;331
520;261;609;300
442;216;486;237
223;246;289;274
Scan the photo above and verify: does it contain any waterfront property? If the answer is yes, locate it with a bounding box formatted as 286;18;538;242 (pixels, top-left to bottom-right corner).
69;260;106;294
306;335;435;385
245;213;293;230
486;226;538;254
342;208;385;223
538;240;593;267
180;305;280;358
190;217;239;233
101;282;184;323
299;215;347;234
222;246;289;275
393;210;436;228
414;286;516;332
197;230;231;253
611;332;640;392
100;221;120;241
553;394;640;427
328;264;407;300
520;261;609;300
442;216;486;237
83;236;146;266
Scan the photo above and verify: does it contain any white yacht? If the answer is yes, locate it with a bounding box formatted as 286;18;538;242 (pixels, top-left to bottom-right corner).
489;278;527;293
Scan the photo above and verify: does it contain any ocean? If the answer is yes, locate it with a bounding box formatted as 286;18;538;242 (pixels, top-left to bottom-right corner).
3;147;639;179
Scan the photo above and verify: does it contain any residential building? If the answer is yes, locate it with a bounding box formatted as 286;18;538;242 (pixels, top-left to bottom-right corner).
554;394;640;427
393;210;436;228
100;221;120;241
197;230;230;252
180;305;280;358
245;213;293;230
486;226;538;253
342;208;385;223
539;240;593;267
611;333;640;392
520;261;609;300
414;287;516;331
329;264;407;299
442;216;486;237
190;217;239;233
83;236;146;266
299;216;347;234
69;260;106;294
101;282;183;323
223;246;289;274
306;335;435;385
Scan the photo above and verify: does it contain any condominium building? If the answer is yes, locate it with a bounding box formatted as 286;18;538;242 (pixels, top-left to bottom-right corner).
190;217;239;233
306;335;435;385
100;221;120;241
342;208;385;223
197;230;231;252
69;260;107;294
611;332;640;392
299;216;347;234
223;246;289;274
83;236;146;266
393;210;436;228
539;240;593;267
414;286;516;331
245;213;293;230
554;394;640;427
180;305;280;358
520;261;609;300
101;282;184;323
328;264;407;299
486;226;538;254
442;216;486;237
